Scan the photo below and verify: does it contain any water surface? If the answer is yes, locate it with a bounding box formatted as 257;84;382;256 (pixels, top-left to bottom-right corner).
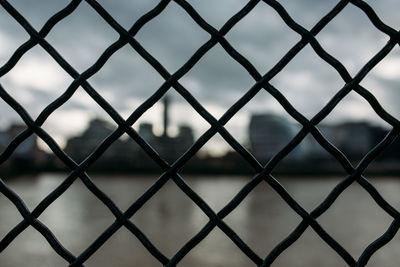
1;174;399;266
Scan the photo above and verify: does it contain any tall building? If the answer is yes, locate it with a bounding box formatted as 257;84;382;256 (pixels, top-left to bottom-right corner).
65;119;116;162
302;121;393;162
332;121;372;159
65;96;195;167
162;95;170;137
139;96;195;163
138;123;155;141
249;113;298;163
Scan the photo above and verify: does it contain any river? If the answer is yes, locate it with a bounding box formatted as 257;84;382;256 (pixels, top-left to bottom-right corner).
1;174;399;266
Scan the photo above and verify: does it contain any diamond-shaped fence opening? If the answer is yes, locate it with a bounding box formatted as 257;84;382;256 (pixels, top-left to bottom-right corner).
315;3;390;76
178;43;256;117
45;1;120;73
0;0;400;266
225;0;301;73
37;176;117;254
135;1;210;72
269;44;347;119
131;178;210;257
86;45;166;116
1;45;74;117
223;181;303;256
317;182;394;258
318;91;393;164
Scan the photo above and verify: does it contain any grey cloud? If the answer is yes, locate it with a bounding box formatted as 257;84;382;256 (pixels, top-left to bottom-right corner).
0;0;399;144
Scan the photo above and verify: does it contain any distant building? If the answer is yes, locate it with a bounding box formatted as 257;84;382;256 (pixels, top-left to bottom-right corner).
177;125;195;151
9;125;39;160
65;119;116;162
332;121;372;159
0;124;45;168
249;113;298;163
65;96;195;166
302;124;337;161
303;121;391;162
138;96;195;163
138;123;154;141
0;131;9;154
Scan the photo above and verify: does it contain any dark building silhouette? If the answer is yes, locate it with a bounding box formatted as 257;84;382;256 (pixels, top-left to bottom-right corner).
331;121;372;160
303;121;398;163
248;113;399;166
65;119;116;162
249;113;298;163
0;124;46;169
63;106;399;173
65;96;195;169
138;95;194;163
163;95;170;137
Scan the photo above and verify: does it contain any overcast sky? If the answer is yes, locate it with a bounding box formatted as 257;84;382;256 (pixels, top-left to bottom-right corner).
0;0;399;155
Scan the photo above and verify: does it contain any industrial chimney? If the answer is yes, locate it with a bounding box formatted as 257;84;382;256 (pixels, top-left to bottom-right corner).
162;95;170;137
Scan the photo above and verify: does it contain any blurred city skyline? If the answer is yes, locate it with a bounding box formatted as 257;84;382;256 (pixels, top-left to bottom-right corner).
1;95;398;175
0;0;399;155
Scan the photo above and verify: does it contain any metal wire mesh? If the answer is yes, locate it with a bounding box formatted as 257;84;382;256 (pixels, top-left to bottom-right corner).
0;0;399;266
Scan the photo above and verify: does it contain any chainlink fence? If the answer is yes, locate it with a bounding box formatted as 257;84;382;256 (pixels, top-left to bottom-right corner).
0;0;400;266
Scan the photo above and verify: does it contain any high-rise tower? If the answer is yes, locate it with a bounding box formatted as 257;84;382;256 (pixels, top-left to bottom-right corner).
162;95;170;137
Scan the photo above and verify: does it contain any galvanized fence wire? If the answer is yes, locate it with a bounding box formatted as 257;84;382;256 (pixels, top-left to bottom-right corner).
0;0;399;266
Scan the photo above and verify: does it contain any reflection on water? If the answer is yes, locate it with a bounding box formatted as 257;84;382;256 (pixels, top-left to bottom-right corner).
1;174;400;266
